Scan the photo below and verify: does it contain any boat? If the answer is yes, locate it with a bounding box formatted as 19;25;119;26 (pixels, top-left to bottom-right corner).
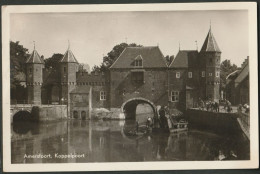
152;116;188;134
169;119;188;133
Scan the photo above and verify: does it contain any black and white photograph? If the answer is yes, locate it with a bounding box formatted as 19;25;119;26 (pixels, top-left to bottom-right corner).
2;2;258;172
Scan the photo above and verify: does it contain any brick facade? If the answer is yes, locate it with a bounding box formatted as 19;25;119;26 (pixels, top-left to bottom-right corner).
25;28;222;116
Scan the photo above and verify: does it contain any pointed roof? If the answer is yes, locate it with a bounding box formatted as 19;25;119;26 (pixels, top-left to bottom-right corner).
200;28;221;53
60;41;78;63
60;49;78;63
235;61;249;87
169;50;199;68
26;49;44;64
110;46;168;69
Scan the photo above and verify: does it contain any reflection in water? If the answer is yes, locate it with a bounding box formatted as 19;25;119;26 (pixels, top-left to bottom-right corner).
11;120;250;163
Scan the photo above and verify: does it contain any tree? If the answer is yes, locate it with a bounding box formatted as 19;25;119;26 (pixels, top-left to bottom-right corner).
165;55;174;65
220;59;238;89
10;41;29;89
92;42;142;72
44;53;63;70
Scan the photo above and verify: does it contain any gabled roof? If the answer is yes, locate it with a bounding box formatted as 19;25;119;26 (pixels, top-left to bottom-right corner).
235;61;249;87
110;46;168;69
200;28;221;53
26;50;44;64
60;49;78;63
169;50;199;68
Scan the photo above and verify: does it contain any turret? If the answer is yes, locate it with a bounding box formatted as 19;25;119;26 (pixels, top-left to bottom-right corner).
59;42;79;107
199;27;221;102
26;44;44;104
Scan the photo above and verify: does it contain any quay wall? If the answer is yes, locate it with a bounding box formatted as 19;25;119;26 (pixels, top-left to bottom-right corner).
186;109;242;134
34;105;68;122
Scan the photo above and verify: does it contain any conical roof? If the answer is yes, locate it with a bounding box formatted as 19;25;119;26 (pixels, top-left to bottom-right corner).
200;28;221;53
26;49;44;64
60;49;78;63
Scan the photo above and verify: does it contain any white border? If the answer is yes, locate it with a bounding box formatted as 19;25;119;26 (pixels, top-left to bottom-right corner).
2;2;258;172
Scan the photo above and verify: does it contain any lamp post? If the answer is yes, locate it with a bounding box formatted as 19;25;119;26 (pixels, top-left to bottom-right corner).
61;98;64;120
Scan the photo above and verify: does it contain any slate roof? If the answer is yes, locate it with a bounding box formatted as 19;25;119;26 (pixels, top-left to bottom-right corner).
60;49;78;63
26;50;44;64
200;28;221;53
235;61;249;86
110;46;168;69
169;50;199;68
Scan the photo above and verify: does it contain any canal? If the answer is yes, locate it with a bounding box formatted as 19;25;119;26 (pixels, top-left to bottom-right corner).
11;118;249;163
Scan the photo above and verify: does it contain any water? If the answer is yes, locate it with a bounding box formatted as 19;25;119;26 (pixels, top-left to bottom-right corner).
11;119;249;163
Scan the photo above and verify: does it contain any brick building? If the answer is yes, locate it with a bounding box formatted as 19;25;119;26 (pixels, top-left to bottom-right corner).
226;57;249;105
24;27;222;119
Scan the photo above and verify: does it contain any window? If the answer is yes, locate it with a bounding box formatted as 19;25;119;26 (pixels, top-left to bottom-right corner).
188;72;192;78
100;91;106;100
176;72;180;78
202;71;205;77
64;67;66;73
134;59;143;67
134;55;143;67
209;73;212;76
132;72;144;83
171;91;179;102
29;68;32;73
216;71;220;77
210;58;212;63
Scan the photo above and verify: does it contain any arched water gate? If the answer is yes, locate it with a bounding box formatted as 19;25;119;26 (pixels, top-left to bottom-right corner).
121;97;157;120
12;110;32;123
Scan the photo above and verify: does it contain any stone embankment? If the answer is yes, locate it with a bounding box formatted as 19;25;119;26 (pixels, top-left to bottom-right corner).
186;109;250;139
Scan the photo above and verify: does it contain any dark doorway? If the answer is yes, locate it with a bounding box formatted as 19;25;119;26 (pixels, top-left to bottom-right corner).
73;111;78;119
81;111;87;120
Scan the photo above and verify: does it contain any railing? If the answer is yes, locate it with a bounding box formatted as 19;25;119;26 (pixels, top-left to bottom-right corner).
11;100;62;106
238;111;250;130
11;100;33;107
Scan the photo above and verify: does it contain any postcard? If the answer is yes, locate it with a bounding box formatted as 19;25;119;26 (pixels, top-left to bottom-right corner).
2;2;258;172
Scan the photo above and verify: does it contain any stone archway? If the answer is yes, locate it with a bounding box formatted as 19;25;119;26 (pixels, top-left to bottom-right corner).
12;110;32;122
121;97;157;120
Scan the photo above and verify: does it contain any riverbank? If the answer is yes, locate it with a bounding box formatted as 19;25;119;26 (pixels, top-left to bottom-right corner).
186;109;249;140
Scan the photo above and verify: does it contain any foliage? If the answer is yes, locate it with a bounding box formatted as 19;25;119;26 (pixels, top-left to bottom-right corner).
220;59;238;89
10;41;29;89
165;55;174;65
92;42;142;72
78;63;90;73
44;53;63;70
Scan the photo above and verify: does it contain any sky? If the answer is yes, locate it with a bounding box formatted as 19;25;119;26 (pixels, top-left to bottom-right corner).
10;10;248;69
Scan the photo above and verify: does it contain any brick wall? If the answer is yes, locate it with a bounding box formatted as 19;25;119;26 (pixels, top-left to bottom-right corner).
109;68;168;109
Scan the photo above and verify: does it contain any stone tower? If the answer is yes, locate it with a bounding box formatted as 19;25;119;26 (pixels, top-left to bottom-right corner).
26;46;44;104
59;43;78;108
199;27;221;102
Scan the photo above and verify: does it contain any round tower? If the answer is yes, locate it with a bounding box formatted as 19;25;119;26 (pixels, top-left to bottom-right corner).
199;27;221;102
26;45;44;104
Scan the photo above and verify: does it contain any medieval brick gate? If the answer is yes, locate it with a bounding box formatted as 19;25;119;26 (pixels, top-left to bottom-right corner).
121;97;157;120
